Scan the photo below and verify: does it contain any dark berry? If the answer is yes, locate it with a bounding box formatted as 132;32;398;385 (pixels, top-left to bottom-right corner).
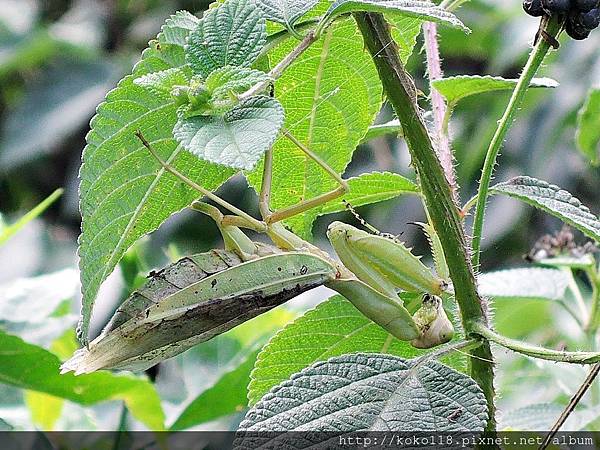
542;0;572;12
581;8;600;28
524;0;545;16
574;0;598;12
566;14;592;38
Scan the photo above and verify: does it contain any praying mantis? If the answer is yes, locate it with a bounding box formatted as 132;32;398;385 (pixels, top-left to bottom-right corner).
61;128;454;374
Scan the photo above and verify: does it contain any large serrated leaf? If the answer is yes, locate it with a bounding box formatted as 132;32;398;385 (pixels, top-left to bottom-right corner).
133;67;190;99
238;353;488;438
248;295;466;404
255;0;319;30
320;0;469;33
249;18;383;238
576;87;600;166
319;171;419;216
186;0;266;78
431;75;558;106
0;331;165;430
78;11;235;345
479;268;569;301
174;95;284;170
490;176;600;243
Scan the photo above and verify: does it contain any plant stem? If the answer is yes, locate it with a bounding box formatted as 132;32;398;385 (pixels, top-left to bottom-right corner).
585;266;600;333
354;12;497;432
471;18;562;269
472;322;600;364
423;21;458;199
240;31;318;100
541;364;600;450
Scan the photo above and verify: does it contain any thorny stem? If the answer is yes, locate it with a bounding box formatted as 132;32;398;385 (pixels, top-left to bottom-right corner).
541;364;600;450
423;21;458;200
471;17;562;269
354;12;497;433
240;31;318;100
135;131;267;232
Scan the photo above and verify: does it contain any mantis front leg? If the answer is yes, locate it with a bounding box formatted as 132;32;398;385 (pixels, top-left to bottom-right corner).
259;128;349;225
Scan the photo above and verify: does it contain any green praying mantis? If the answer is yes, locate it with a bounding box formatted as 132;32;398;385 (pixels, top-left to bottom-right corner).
61;129;455;375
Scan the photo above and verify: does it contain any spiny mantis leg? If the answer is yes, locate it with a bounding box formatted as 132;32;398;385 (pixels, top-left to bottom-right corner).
260;128;349;225
135;131;267;233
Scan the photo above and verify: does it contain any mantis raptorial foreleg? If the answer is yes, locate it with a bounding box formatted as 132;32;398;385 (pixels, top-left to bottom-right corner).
135;131;268;233
259;128;349;225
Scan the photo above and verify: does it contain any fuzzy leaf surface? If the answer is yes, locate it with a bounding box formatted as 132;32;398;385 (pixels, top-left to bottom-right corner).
255;0;319;29
432;75;558;105
78;11;234;344
491;177;600;243
321;0;469;32
248;295;465;404
238;353;488;438
174;96;284;170
186;0;266;78
479;268;569;302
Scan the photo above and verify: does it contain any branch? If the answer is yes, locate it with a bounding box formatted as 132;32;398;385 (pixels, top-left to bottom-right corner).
353;12;497;432
423;21;457;199
471;17;562;268
472;322;600;364
239;31;318;100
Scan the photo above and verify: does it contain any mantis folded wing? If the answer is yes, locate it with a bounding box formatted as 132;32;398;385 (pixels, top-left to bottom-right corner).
61;249;337;374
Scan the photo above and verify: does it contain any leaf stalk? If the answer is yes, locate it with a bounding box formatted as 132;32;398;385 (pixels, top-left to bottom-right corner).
471;17;562;268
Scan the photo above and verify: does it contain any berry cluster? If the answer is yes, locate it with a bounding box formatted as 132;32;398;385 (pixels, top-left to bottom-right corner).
523;0;600;40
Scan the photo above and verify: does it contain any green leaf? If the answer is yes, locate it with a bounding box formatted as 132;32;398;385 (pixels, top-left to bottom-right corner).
479;268;569;302
0;188;63;247
133;67;190;99
490;176;600;243
360;119;403;143
186;0;266;78
239;353;488;434
576;87;600;166
389;16;422;64
0;268;79;348
248;295;466;405
255;0;319;30
319;0;469;34
174;95;284;170
0;331;165;430
205;66;270;102
501;403;600;431
77;11;235;345
24;391;64;431
249;18;383;238
319;171;418;215
431;75;558;106
170;348;259;430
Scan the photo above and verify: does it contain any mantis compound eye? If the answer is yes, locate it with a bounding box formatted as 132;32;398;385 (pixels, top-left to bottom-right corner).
410;295;455;349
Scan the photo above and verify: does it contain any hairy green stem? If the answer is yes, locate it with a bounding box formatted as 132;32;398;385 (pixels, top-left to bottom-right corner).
472;322;600;364
354;12;497;432
471;18;562;268
585;266;600;333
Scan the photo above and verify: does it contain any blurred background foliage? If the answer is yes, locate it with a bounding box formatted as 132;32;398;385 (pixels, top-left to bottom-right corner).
0;0;599;433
